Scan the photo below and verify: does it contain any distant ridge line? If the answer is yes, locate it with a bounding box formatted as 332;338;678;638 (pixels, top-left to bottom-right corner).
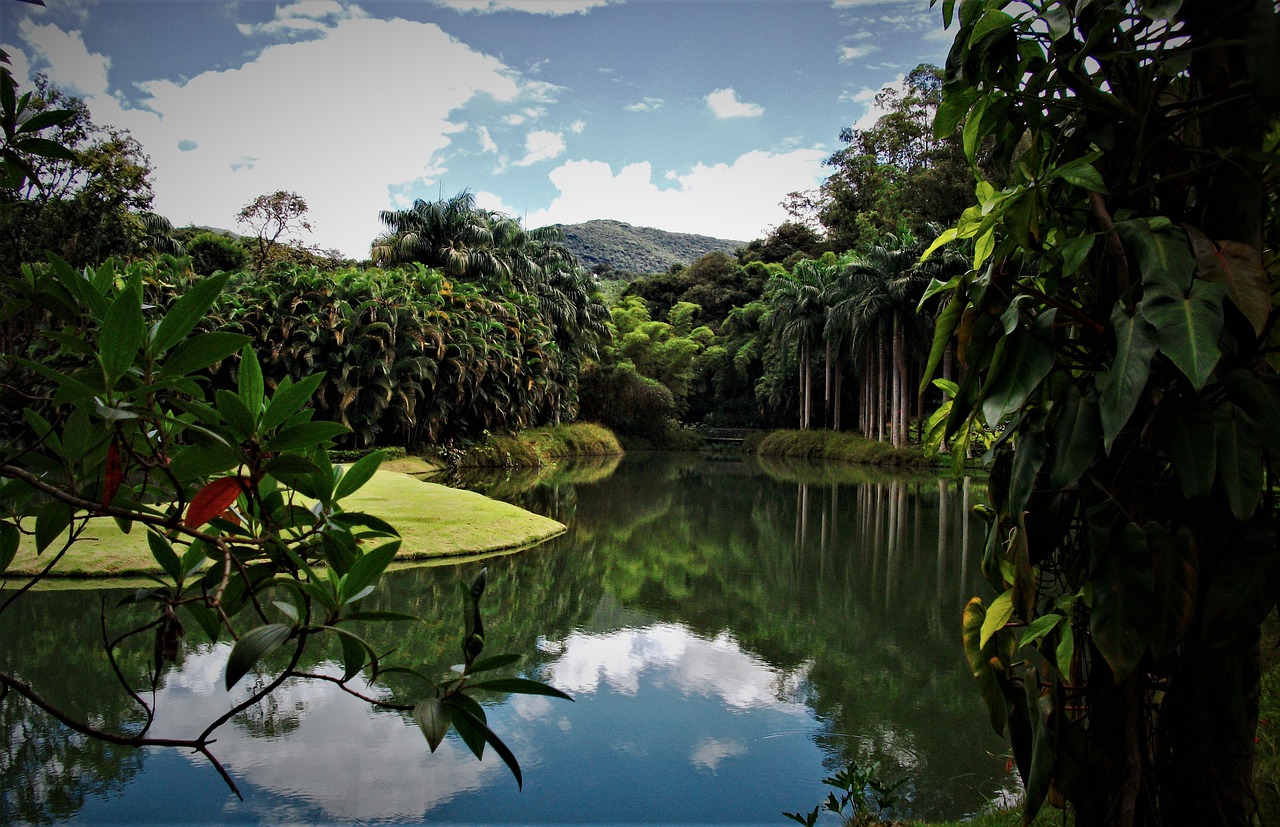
551;219;745;279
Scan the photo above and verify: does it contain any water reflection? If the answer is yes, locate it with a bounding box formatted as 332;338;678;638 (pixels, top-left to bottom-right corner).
3;452;1008;824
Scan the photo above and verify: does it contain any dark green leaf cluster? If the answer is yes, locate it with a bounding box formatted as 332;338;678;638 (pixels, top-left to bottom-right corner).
924;0;1280;822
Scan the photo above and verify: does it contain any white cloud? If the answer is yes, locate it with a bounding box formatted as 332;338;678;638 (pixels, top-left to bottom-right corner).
847;73;908;131
12;15;550;259
16;20;110;97
433;0;616;14
704;87;763;119
513;129;566;167
477;125;499;154
236;1;367;36
624;96;664;113
522;148;827;240
568;119;586;134
839;44;875;62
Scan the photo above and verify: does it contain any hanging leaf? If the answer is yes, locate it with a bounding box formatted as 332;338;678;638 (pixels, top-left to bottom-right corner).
99;288;144;386
414;698;451;752
1089;522;1154;681
981;589;1015;648
1153;397;1215;500
1097;304;1157;454
1213;403;1263;521
981;310;1056;427
224;623;292;690
185;476;248;529
963;598;1008;736
1049;384;1101;488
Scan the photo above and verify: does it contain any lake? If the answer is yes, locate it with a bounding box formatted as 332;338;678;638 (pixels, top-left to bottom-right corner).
1;451;1011;825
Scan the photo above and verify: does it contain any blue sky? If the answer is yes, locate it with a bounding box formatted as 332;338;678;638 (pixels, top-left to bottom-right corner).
1;0;954;259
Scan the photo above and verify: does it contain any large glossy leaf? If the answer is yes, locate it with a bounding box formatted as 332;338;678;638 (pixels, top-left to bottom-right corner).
0;523;19;573
448;699;524;789
1213;402;1263;521
1049;384;1101;488
1154;397;1215;500
1089;522;1154;681
340;540;400;605
34;500;72;554
1141;278;1225;391
1008;429;1046;518
1116;217;1195;292
237;345;264;420
224;623;292;690
981;310;1056;427
1023;668;1056;822
466;678;574;701
1098;304;1157;454
263;421;350;452
1201;527;1280;648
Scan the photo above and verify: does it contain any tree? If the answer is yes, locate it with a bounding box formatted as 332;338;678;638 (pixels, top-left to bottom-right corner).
0;58;567;797
790;65;971;252
924;0;1278;823
0;72;156;275
237;190;312;274
186;231;246;276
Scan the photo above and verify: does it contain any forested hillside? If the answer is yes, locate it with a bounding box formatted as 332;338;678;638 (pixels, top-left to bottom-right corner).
554;219;743;277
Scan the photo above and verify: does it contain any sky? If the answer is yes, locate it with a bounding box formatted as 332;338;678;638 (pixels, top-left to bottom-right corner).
1;0;955;260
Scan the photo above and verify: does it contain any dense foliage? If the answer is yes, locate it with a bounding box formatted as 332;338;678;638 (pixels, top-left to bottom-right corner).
923;0;1279;823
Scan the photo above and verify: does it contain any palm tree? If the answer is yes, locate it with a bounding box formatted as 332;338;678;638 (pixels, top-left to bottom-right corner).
763;264;827;429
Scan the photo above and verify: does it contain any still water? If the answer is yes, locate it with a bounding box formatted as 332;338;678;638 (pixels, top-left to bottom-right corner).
2;452;1010;825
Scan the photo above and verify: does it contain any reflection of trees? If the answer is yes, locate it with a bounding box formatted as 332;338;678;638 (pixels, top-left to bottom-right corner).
463;453;1005;818
0;591;151;823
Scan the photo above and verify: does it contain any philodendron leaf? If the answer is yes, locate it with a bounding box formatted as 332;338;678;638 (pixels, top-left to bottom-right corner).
981;589;1015;648
1214;402;1264;521
1089;523;1154;682
225;623;292;690
963;597;1008;736
414;698;451;752
1050;384;1101;489
1185;225;1269;339
981;310;1056;427
1098;304;1157;454
1154;397;1215;500
1141;277;1225;391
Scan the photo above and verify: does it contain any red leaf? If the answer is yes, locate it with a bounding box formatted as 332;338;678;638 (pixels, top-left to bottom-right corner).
185;476;249;529
102;439;122;510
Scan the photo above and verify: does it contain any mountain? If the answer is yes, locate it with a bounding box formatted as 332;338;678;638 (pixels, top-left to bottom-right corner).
553;219;746;278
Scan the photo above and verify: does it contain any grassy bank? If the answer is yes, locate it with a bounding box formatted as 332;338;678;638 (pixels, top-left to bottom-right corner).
457;422;622;467
6;469;565;579
749;428;930;467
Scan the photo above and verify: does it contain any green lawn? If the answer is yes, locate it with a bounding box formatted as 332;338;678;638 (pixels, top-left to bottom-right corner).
6;469;565;580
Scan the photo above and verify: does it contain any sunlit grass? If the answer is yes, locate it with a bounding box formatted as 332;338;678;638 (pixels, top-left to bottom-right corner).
752;428;930;467
460;422;622;467
6;469;565;579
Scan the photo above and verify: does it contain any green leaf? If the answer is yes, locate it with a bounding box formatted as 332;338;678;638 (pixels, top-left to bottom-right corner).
1053;157;1108;193
1089;522;1154;681
962;597;1007;736
1019;613;1063;648
330;511;400;537
152;272;229;353
334;450;384;502
99;288;144;385
340;540;400;605
1049;384;1101;488
1141;278;1225;391
34;500;73;554
1154;397;1215;499
1098;304;1157;454
1008;430;1047;518
338;628;368;681
414;698;451;752
1185;227;1270;339
224;623;292;690
237;344;264;420
184;603;222;643
14;136;76;161
466;678;574;702
1056;622;1075;678
263;421;350;452
336;610;421;623
464;653;521;675
983;311;1054;427
980;589;1015;648
1214;403;1263;521
1023;668;1056;822
161;331;250;377
0;523;19;573
214;389;257;441
448;699;524;789
1116;218;1195;292
261;373;325;433
147;531;182;583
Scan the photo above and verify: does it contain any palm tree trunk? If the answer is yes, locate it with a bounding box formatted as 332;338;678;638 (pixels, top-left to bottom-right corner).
892;316;903;447
824;339;834;429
